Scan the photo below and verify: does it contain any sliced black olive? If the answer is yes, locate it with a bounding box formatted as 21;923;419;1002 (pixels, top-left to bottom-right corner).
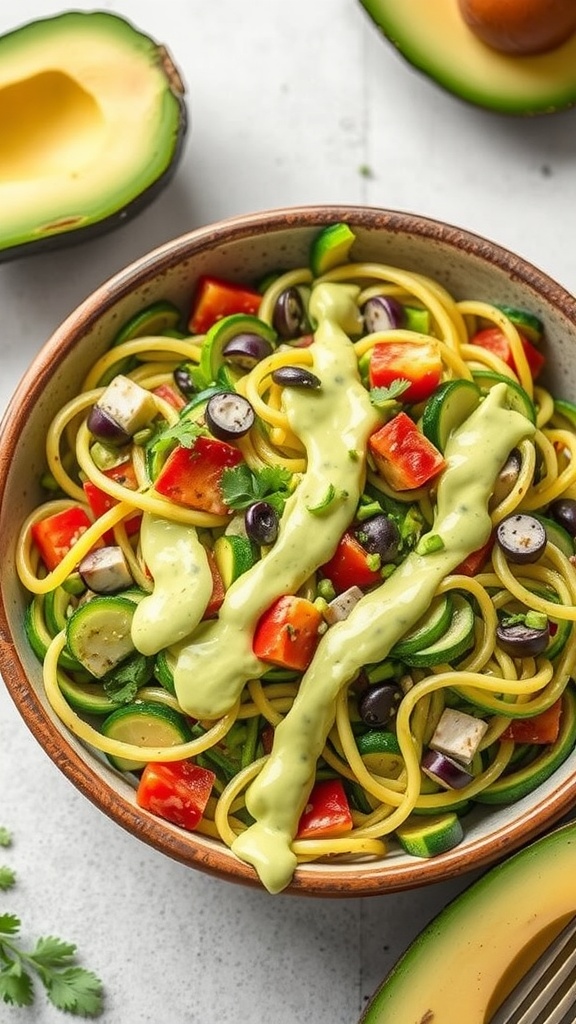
205;392;255;441
245;501;279;546
222;333;274;369
355;515;400;562
271;366;321;389
548;498;576;538
357;683;402;728
272;287;309;340
362;296;404;334
496;513;547;564
496;621;550;658
421;749;474;790
173;362;199;398
87;406;131;447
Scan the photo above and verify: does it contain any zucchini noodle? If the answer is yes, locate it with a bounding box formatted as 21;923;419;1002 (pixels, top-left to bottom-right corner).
16;226;576;892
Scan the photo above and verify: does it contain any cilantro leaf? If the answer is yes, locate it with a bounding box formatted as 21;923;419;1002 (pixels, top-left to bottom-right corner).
0;828;12;848
370;379;411;406
0;913;20;936
221;464;293;514
103;653;154;705
0;867;16;892
32;936;77;968
46;967;103;1017
147;417;206;459
0;967;34;1007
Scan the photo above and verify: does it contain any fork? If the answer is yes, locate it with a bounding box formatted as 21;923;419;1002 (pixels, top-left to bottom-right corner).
489;914;576;1023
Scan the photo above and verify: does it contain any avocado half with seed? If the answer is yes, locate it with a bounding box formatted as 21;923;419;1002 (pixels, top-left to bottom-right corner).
360;0;576;114
360;820;576;1024
0;11;187;261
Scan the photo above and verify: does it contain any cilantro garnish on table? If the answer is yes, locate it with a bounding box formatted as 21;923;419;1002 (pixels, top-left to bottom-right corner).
221;464;294;516
0;828;104;1016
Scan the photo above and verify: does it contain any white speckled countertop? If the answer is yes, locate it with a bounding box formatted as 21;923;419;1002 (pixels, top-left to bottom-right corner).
1;3;576;1021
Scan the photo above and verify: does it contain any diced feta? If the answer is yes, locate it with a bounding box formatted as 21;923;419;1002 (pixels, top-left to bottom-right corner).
429;708;488;765
97;375;157;436
78;546;133;594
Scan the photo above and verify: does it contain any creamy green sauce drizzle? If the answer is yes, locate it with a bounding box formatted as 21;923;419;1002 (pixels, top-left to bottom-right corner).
171;284;380;719
131;515;213;656
231;384;535;893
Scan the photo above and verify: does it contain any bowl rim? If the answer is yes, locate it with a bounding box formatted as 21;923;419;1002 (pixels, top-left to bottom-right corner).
2;203;576;896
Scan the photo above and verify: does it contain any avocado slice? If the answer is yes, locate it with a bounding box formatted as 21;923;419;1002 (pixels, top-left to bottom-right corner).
360;820;576;1024
360;0;576;114
0;11;187;260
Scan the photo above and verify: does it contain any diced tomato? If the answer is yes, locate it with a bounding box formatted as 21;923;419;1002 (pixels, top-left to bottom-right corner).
369;341;442;404
136;760;215;831
500;700;562;745
369;412;446;491
321;532;381;594
253;595;322;671
203;549;225;619
31;506;103;571
453;533;495;576
83;460;142;542
188;276;262;335
153;382;187;411
296;779;353;839
470;327;545;380
153;435;244;515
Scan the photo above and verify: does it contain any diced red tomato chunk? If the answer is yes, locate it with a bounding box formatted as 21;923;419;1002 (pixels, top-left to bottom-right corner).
297;779;353;839
31;506;102;571
500;700;562;745
321;532;381;594
470;327;545;380
253;595;322;671
369;412;446;491
369;341;442;404
153;435;244;515
83;459;142;542
136;760;215;831
188;276;262;334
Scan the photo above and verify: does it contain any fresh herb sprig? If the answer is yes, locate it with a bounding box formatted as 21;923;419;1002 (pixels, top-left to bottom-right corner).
221;464;294;516
0;828;103;1016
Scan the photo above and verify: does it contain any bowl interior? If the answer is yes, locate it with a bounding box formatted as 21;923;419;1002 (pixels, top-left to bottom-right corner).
2;205;576;895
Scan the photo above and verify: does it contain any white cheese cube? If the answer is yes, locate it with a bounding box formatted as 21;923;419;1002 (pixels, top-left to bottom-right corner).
429;708;488;766
97;375;157;436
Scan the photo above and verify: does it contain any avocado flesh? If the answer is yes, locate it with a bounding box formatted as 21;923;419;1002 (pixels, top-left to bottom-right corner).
0;11;186;260
360;821;576;1024
360;0;576;114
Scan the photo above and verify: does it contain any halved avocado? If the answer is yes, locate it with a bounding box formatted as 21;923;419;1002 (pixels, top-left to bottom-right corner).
0;11;187;260
360;820;576;1024
360;0;576;114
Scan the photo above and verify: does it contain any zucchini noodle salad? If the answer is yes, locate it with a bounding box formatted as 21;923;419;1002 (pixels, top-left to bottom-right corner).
16;222;576;893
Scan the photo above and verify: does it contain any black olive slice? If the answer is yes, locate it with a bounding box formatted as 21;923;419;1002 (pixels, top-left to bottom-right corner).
272;287;309;340
245;501;279;546
496;513;547;564
496;621;550;658
87;406;131;447
222;333;274;369
205;392;255;440
355;515;400;562
358;683;402;728
362;295;404;334
271;366;321;389
549;498;576;538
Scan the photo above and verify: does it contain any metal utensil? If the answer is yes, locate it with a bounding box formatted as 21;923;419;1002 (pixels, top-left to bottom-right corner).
489;914;576;1023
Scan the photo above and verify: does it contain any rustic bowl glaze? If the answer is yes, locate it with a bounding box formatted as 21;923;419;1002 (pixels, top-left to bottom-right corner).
1;205;576;896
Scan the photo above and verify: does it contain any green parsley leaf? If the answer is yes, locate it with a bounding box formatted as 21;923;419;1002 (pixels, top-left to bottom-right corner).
370;379;411;406
0;867;16;892
147;417;206;458
46;967;103;1017
221;464;293;515
0;828;12;848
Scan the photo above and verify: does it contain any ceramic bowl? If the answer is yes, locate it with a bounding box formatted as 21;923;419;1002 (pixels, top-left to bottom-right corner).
1;205;576;896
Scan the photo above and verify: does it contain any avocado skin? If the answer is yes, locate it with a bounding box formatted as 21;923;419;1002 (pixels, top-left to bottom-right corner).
360;0;576;115
0;12;188;261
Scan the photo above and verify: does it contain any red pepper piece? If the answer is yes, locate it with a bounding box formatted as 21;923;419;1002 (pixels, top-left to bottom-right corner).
297;779;353;839
188;275;262;335
500;699;562;745
453;533;495;576
369;412;446;491
321;532;381;594
154;435;244;515
253;595;322;671
203;549;225;619
152;382;187;411
470;327;545;380
31;506;103;571
369;341;442;404
83;460;142;542
136;760;215;831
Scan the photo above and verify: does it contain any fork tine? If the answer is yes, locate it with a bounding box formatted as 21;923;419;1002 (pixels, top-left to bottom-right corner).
490;915;576;1024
